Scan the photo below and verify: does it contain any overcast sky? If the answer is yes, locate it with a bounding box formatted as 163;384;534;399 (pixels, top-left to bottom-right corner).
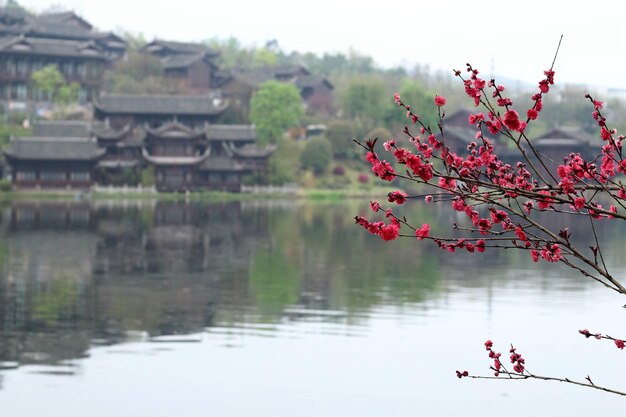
14;0;626;91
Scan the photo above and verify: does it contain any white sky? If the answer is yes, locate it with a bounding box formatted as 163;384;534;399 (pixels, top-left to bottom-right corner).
14;0;626;90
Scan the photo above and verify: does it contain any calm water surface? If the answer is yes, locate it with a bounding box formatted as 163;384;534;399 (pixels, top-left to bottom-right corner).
0;199;624;416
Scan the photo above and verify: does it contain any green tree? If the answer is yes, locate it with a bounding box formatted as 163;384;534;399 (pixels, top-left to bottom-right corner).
385;80;436;130
300;136;332;175
250;81;303;145
325;120;356;159
31;65;79;106
340;77;387;134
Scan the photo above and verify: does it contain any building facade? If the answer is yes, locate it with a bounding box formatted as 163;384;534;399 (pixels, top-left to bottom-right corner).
0;6;126;104
3;94;274;191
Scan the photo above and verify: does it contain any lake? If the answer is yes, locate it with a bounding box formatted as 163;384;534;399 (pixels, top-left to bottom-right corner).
0;199;624;416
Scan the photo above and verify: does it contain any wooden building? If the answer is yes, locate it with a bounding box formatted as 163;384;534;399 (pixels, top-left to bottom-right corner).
92;93;228;128
0;6;126;103
142;40;219;92
142;122;275;192
4;136;104;189
214;64;335;118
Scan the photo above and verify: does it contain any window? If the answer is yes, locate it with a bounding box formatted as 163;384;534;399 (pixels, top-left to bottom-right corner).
70;171;90;181
78;87;87;103
6;59;15;75
16;59;27;74
16;83;27;100
62;62;73;76
16;171;36;181
40;171;66;181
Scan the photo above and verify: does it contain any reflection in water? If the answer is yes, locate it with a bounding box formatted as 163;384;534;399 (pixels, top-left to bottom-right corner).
0;199;624;416
0;199;617;370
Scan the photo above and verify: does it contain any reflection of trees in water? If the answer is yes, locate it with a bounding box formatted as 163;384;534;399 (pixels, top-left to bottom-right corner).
1;199;624;370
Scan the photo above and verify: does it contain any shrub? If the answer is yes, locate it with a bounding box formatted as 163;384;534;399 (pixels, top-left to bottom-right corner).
300;136;332;175
332;165;346;176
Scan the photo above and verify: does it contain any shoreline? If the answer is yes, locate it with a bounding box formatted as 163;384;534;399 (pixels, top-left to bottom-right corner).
0;187;391;202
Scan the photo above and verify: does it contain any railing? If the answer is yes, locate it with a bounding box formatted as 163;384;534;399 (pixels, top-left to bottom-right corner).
92;184;157;194
241;184;299;195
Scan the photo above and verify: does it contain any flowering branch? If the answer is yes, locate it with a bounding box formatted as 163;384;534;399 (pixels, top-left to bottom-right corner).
355;37;626;395
455;339;626;397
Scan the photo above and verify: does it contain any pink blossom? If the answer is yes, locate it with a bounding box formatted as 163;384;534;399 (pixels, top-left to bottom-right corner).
615;339;625;349
503;110;521;131
383;139;396;151
388;190;407;205
434;95;447;107
379;223;400;241
541;244;562;262
415;224;430;240
531;250;539;262
573;197;586;211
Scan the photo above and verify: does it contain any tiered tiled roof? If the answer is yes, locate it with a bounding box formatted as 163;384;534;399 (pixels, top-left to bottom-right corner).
0;35;108;59
94;94;228;116
32;120;91;138
143;40;218;57
5;137;105;161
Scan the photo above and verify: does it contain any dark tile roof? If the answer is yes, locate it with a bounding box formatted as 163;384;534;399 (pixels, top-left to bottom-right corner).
444;126;477;145
221;66;332;93
93;94;228;116
36;11;93;30
90;122;131;140
204;124;256;141
445;109;474;128
25;20;93;40
274;64;310;77
533;127;595;145
144;40;218;57
295;74;334;90
32;121;90;138
0;35;108;59
4;137;105;160
145;121;204;139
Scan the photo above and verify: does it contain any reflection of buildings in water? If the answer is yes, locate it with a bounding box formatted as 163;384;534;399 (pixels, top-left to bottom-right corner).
0;200;277;370
92;201;270;339
0;202;98;366
10;201;95;231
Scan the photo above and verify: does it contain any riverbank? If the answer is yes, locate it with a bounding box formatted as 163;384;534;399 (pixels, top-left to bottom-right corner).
0;185;393;202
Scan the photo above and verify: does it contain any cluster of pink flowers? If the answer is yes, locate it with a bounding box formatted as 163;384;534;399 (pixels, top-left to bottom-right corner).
387;190;407;205
365;150;396;181
483;340;526;376
509;345;526;374
484;339;503;376
355;214;400;241
359;61;626;271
